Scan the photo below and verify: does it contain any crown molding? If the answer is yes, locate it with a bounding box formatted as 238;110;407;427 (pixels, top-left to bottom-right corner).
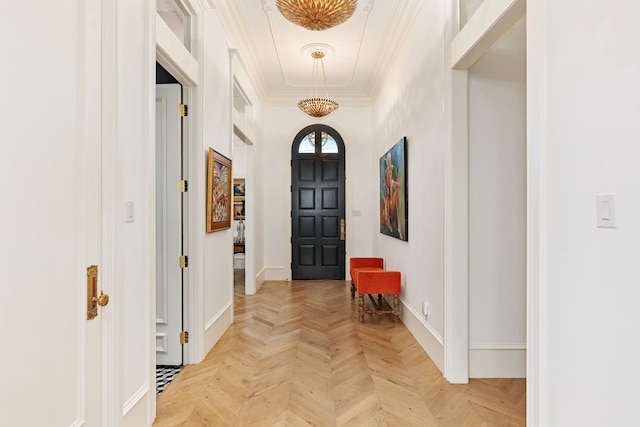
213;0;271;100
178;0;214;15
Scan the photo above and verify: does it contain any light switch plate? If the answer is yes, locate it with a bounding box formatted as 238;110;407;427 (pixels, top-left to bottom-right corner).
125;200;135;223
596;194;615;228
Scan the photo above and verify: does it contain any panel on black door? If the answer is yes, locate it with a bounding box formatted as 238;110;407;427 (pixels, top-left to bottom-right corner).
291;125;346;280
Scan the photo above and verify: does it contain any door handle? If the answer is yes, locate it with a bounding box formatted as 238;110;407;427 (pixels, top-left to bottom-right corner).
340;219;345;241
87;265;110;320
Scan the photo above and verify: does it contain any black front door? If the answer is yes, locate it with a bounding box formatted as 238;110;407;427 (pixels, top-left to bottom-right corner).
291;125;346;280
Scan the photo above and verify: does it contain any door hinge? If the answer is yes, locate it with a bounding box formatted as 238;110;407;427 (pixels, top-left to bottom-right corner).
179;255;189;268
179;180;188;193
180;331;189;344
179;104;188;117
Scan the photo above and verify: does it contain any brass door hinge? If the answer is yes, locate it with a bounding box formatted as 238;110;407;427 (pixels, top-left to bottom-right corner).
179;255;189;268
180;331;189;344
178;180;188;193
178;104;188;117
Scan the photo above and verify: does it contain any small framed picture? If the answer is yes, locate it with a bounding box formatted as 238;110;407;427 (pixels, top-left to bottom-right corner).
233;178;245;197
233;199;245;220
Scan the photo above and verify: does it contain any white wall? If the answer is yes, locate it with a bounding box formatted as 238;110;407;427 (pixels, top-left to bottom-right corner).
468;18;526;377
119;2;155;422
529;0;640;424
371;0;447;367
260;105;374;280
202;9;234;349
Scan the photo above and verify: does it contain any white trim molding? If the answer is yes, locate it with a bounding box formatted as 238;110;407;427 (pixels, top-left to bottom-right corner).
526;0;547;424
451;0;525;69
156;12;199;86
264;267;289;281
399;296;445;373
204;302;234;353
122;385;151;416
469;343;527;378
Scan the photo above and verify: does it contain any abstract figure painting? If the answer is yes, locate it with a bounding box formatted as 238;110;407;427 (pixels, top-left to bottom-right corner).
206;148;232;232
380;137;408;241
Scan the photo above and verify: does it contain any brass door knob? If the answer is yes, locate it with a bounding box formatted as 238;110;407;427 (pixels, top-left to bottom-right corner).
93;291;110;307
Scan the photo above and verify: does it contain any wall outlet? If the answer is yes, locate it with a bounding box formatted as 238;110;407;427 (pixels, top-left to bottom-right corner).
422;301;430;318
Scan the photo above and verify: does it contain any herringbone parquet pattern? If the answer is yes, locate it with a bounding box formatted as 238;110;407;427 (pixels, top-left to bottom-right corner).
154;280;525;426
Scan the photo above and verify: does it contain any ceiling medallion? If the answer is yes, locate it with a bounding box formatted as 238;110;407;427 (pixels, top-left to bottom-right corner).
276;0;358;31
298;50;339;118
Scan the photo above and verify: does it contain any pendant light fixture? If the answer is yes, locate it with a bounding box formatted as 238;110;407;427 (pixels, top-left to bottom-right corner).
276;0;358;31
298;50;339;118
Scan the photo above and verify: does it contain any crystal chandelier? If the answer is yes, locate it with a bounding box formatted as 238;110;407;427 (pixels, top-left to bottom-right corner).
298;51;339;118
276;0;358;31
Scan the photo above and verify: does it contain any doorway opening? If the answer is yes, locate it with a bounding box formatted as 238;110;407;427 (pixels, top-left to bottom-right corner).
155;62;186;395
233;134;247;295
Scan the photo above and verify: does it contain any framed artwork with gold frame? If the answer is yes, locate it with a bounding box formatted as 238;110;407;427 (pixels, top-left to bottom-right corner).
233;198;245;220
206;148;232;232
233;178;245;197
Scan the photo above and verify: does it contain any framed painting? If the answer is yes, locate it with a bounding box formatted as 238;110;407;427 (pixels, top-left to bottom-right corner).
206;148;232;232
233;199;245;220
379;137;408;241
233;178;245;197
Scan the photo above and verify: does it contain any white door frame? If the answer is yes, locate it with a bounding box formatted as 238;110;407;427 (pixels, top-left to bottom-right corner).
102;0;121;423
444;0;526;384
155;7;205;368
232;125;257;294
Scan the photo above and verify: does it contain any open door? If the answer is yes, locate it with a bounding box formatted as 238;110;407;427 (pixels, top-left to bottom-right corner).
155;83;185;366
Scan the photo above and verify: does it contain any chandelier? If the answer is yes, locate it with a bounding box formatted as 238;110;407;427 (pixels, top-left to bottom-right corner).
276;0;358;31
298;50;339;118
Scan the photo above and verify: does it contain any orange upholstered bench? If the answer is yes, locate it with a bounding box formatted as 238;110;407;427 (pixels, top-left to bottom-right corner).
349;258;401;323
349;257;384;299
356;270;401;323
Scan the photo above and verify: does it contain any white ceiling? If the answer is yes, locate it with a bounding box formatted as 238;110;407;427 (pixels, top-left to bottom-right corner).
212;0;423;104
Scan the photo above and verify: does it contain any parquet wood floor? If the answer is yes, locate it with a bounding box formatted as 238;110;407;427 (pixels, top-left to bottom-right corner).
154;280;525;426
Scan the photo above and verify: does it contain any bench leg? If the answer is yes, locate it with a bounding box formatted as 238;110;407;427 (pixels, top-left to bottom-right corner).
358;293;365;322
393;294;400;323
350;280;356;299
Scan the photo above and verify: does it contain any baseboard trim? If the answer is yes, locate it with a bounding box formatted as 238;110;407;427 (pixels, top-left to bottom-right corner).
264;267;288;281
122;384;151;427
204;301;233;353
469;343;526;378
399;296;445;373
256;267;266;292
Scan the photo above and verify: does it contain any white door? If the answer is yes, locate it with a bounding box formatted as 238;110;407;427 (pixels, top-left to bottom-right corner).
156;83;184;366
0;0;107;425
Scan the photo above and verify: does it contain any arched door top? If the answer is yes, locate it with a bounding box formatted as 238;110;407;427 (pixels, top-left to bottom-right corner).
292;124;345;156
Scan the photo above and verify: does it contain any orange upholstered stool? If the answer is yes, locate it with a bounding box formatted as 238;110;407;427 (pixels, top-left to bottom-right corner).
356;271;401;323
349;257;384;299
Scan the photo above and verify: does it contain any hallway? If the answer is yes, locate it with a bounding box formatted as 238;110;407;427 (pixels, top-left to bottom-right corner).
153;280;525;426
